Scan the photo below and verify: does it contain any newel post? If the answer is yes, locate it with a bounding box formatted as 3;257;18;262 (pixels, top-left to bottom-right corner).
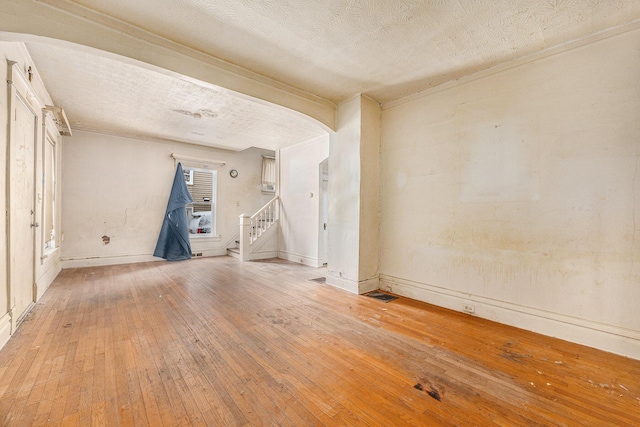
239;214;251;261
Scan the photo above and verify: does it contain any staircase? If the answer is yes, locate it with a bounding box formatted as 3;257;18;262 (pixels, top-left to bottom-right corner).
227;240;241;259
228;197;279;261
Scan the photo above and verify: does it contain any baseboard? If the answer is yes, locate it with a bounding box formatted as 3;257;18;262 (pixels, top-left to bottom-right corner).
358;276;380;294
250;249;279;260
325;273;359;293
61;250;231;268
380;274;640;360
278;250;322;267
36;257;62;300
325;273;380;295
190;248;228;258
61;254;160;269
0;312;11;352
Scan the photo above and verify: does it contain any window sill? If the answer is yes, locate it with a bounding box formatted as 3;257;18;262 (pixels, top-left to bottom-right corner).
41;247;60;263
188;234;223;242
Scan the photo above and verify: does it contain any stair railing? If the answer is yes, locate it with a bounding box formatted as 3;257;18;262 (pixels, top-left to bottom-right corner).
239;196;279;261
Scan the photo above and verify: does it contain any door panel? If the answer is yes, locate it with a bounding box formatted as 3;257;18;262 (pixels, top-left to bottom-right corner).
9;88;37;329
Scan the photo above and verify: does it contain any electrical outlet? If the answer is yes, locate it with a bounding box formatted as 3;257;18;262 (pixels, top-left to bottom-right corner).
463;304;475;314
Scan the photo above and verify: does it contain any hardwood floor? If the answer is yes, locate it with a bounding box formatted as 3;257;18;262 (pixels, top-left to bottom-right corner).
0;257;639;426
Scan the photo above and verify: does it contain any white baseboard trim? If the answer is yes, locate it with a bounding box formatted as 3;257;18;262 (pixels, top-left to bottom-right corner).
250;249;279;260
36;258;62;300
278;250;322;267
380;274;640;360
62;254;160;269
358;276;380;294
191;248;228;258
325;273;380;295
0;313;11;352
62;250;230;269
325;273;359;293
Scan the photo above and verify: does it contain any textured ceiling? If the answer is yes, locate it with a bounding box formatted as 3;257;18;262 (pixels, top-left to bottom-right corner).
65;0;640;102
22;0;640;150
26;43;328;151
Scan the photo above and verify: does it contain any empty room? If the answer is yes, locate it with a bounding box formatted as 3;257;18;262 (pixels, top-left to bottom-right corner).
1;0;640;425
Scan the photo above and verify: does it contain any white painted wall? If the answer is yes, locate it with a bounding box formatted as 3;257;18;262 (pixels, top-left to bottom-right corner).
380;29;640;358
61;130;273;267
327;96;362;290
326;95;381;293
278;135;329;266
359;96;381;282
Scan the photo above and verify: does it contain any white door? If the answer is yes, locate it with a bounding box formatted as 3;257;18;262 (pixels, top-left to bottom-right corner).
8;82;37;330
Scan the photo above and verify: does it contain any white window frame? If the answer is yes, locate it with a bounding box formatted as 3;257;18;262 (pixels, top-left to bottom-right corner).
261;156;276;193
184;167;217;238
183;169;194;185
41;127;58;256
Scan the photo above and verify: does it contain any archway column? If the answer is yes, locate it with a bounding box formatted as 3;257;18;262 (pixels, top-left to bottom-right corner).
326;94;381;294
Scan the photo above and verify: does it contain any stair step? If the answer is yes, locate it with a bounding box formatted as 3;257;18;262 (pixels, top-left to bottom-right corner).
227;247;240;259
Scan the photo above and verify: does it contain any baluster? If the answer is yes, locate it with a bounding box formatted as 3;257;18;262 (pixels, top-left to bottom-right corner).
252;217;256;242
259;212;264;236
247;198;279;247
258;212;262;236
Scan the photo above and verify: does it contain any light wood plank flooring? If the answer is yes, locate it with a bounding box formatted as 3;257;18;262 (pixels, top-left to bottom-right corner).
0;256;639;426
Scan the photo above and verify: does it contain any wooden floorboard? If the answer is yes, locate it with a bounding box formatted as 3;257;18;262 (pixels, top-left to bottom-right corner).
0;256;639;426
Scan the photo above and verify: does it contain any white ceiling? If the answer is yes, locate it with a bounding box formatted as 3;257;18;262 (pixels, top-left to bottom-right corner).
24;0;640;151
26;42;328;151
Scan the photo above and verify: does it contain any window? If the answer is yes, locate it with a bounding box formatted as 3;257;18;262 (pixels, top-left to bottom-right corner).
183;169;194;185
261;156;276;193
42;134;56;251
184;167;217;236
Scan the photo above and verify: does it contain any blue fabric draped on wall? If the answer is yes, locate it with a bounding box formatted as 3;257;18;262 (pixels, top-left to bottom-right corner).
153;162;193;261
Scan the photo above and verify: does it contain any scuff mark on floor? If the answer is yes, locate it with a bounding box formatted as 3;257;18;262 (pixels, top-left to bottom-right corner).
414;380;443;402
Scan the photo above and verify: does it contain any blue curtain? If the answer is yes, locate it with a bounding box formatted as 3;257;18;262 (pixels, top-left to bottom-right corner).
153;162;193;260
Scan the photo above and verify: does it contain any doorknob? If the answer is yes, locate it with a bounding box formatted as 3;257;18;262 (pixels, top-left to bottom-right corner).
30;222;39;228
323;223;327;230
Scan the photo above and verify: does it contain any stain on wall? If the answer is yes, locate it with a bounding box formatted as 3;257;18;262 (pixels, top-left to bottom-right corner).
379;28;640;355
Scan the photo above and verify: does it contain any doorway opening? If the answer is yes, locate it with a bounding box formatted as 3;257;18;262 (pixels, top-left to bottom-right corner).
319;158;329;265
